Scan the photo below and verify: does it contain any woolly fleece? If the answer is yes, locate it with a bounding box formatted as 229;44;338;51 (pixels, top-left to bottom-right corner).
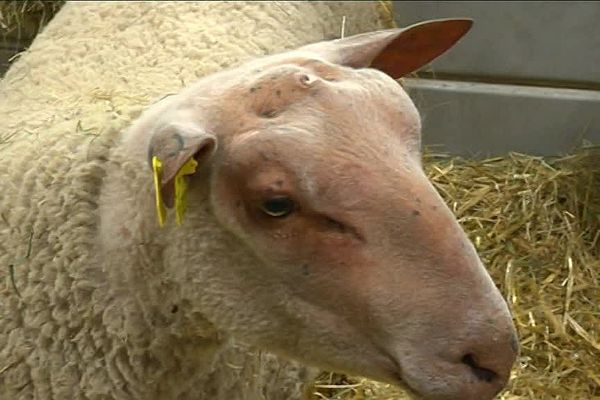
0;2;393;399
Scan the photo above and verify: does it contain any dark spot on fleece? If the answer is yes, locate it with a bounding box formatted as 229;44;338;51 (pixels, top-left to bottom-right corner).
302;264;310;276
120;226;132;239
276;89;281;97
431;205;438;211
171;305;179;313
415;197;421;204
412;209;421;216
250;86;262;93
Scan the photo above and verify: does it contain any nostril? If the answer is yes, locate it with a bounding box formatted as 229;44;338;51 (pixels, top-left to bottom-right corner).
461;354;498;383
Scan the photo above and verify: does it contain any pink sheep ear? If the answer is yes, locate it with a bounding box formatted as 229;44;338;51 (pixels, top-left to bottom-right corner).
300;18;473;79
148;121;217;208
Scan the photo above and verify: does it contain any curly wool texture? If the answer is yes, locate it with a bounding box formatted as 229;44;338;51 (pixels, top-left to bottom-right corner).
0;2;393;399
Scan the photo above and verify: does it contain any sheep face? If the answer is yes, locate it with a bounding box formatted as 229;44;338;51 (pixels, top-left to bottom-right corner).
141;20;518;400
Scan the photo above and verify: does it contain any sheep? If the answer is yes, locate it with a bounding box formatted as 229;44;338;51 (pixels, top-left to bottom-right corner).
0;2;518;400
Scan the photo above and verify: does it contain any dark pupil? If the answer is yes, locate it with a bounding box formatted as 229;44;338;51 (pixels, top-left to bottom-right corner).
263;197;294;217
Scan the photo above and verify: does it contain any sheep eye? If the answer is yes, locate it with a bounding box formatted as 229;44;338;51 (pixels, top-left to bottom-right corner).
261;196;295;218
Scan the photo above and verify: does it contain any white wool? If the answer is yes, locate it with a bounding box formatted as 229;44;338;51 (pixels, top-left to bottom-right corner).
0;2;393;399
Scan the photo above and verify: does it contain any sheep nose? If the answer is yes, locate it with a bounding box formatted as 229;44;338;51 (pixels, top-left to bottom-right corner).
456;329;519;398
461;353;499;383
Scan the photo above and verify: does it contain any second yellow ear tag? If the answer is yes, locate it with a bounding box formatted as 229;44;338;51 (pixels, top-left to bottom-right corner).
152;156;167;228
174;157;198;226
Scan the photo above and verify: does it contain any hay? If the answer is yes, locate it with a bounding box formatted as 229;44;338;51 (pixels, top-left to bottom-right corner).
312;146;600;400
0;0;64;73
0;0;64;38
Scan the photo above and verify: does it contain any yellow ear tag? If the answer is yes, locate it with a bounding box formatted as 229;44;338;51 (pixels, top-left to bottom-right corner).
174;157;198;226
152;156;167;228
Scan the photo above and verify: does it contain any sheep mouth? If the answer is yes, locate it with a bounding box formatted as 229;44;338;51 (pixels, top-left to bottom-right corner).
387;357;421;397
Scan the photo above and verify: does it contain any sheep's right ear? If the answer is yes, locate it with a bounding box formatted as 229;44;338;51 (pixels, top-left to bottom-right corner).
148;121;217;209
300;18;473;79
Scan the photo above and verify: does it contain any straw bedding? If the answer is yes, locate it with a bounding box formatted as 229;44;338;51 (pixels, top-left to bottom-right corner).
0;1;63;37
0;1;64;74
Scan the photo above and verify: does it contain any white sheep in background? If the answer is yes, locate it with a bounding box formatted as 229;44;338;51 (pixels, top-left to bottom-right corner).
0;2;518;400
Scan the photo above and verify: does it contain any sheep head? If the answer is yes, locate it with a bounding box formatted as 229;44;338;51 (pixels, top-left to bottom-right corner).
126;19;517;400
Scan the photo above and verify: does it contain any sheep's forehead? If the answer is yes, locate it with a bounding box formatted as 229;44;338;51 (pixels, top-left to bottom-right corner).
221;57;422;206
249;54;414;115
220;54;421;147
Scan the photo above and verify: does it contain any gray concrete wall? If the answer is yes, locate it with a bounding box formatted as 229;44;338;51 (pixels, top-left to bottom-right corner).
405;78;600;157
394;1;600;157
394;1;600;88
